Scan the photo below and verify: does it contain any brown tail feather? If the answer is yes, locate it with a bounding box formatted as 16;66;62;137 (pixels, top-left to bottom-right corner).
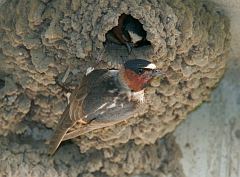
48;105;74;155
48;127;70;155
62;125;99;141
62;121;117;141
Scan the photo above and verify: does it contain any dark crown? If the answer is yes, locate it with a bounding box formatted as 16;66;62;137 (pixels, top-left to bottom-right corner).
124;59;152;70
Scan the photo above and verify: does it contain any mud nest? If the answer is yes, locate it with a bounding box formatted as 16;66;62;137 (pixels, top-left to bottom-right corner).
0;0;230;176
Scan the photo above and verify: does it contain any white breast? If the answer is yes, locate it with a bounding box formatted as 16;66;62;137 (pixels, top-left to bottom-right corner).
132;90;145;103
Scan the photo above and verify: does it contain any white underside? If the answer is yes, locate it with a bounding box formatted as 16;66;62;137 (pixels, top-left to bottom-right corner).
131;90;145;103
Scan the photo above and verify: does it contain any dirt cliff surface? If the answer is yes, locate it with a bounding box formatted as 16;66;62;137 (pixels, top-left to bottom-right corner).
0;0;230;176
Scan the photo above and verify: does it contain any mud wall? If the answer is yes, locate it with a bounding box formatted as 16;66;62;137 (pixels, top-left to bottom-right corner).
0;0;230;176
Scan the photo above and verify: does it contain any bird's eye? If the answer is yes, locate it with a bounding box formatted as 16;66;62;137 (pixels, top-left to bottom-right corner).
137;68;144;74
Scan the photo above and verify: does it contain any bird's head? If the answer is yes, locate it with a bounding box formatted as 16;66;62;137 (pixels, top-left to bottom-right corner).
122;15;146;45
120;59;162;92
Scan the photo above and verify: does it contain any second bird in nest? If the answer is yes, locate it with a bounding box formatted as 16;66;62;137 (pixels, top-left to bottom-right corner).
105;14;151;53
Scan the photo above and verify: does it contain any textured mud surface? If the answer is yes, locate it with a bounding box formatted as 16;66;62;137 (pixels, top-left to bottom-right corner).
0;0;230;176
0;129;184;177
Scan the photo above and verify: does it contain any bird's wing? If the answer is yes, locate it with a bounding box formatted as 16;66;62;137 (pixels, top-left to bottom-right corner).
111;14;128;44
62;82;138;141
48;69;109;155
63;97;137;141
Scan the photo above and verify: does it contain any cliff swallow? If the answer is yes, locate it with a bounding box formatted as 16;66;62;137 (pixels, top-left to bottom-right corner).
49;59;161;155
105;14;150;53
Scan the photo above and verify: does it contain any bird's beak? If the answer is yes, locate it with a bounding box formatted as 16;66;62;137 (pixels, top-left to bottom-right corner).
151;69;163;77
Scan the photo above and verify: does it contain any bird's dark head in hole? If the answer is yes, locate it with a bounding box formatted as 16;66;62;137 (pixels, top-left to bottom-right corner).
105;14;151;50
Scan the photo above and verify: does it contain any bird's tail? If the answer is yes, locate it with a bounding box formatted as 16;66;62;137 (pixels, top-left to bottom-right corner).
62;124;101;141
62;121;118;141
48;105;73;155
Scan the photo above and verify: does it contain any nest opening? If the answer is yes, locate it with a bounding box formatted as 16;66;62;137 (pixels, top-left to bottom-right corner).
103;14;152;66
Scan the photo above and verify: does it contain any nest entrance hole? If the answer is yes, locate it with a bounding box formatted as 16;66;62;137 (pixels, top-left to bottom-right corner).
103;14;153;66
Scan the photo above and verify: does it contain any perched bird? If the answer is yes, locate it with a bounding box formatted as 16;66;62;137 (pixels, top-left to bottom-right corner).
106;14;150;53
49;59;161;155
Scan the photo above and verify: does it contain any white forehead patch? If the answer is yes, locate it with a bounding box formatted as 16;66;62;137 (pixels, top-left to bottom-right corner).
128;31;143;43
144;63;156;69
